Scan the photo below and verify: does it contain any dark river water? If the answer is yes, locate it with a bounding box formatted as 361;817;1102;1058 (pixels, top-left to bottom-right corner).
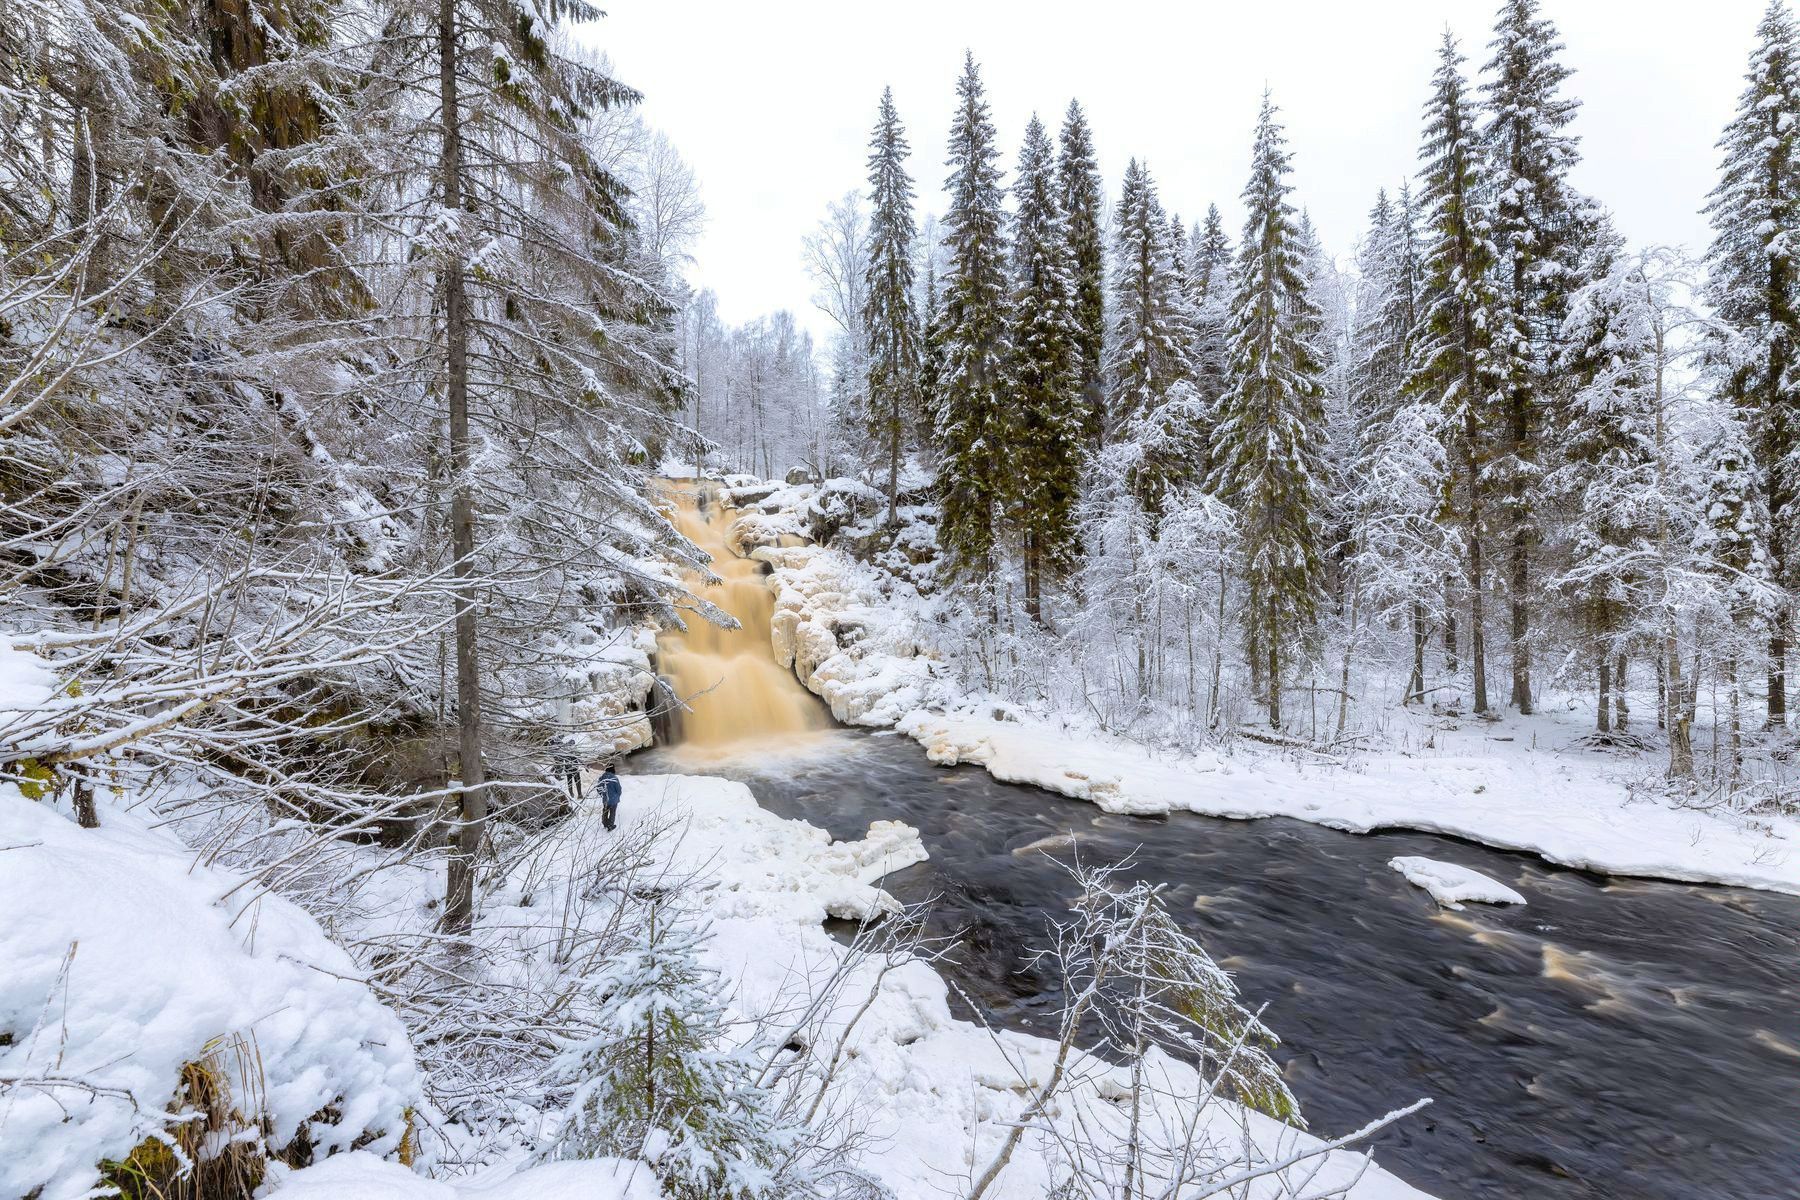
634;729;1800;1200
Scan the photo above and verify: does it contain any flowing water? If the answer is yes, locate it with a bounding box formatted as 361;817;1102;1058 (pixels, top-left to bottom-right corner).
638;494;1800;1200
656;481;830;753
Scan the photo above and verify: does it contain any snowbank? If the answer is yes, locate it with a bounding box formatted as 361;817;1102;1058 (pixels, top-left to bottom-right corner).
271;1151;660;1200
1388;856;1527;909
897;707;1800;895
575;773;1434;1200
0;791;419;1200
729;491;1800;897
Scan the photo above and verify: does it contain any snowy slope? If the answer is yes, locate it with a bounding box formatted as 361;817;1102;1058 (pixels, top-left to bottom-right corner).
0;790;420;1200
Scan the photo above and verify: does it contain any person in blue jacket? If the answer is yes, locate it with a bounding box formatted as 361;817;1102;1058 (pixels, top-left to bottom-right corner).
598;762;622;831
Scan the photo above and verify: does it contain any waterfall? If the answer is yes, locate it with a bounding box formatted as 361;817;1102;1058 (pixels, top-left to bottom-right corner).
654;482;828;754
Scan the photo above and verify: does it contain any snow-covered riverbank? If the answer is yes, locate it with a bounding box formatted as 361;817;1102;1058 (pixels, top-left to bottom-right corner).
269;771;1432;1198
727;482;1800;897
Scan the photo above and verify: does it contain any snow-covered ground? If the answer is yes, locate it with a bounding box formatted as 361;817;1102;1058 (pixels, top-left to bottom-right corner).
729;481;1800;897
0;788;419;1200
266;771;1433;1199
1387;856;1527;909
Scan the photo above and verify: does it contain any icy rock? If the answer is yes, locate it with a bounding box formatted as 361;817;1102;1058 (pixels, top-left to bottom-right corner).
1389;856;1527;910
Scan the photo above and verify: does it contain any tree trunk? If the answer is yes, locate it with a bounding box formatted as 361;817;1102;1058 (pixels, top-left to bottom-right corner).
439;0;487;938
1464;418;1489;715
1509;526;1531;713
1407;600;1427;705
1444;577;1459;674
1729;656;1743;784
1613;654;1629;731
1667;631;1693;779
1596;657;1612;733
1267;621;1281;730
1769;620;1788;729
1207;565;1226;729
1022;534;1042;626
72;770;98;829
885;398;901;529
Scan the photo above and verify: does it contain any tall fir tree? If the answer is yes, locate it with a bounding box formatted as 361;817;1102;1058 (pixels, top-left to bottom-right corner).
1211;94;1331;729
1547;223;1659;731
1351;186;1440;703
863;86;921;530
1007;116;1085;623
1104;158;1197;519
1483;0;1593;714
934;52;1012;588
1408;31;1505;716
1188;204;1236;429
1057;99;1108;453
1704;0;1800;726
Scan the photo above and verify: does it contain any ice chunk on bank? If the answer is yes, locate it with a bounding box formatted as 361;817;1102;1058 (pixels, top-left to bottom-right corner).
1389;855;1527;909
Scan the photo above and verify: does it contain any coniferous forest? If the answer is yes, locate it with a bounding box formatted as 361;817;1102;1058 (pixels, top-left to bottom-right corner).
2;3;1799;1200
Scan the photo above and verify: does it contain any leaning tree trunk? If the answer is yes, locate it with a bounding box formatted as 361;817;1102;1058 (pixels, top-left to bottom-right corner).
438;0;487;937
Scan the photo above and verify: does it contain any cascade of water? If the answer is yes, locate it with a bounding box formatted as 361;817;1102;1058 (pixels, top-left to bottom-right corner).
654;482;827;754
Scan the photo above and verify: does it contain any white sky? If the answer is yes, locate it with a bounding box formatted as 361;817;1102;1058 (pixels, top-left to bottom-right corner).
591;0;1768;339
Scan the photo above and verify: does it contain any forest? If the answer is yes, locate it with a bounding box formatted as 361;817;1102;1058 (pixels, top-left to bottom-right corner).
1;1;1797;1199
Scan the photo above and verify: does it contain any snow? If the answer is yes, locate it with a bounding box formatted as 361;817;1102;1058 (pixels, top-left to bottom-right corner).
269;1152;661;1200
544;773;1432;1200
1388;856;1527;909
734;488;1800;898
0;789;419;1200
281;771;1432;1199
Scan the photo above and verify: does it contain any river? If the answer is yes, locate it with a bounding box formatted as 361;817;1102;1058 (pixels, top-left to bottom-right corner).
638;482;1800;1200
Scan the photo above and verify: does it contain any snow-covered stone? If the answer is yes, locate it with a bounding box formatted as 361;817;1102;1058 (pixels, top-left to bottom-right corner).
1388;856;1528;910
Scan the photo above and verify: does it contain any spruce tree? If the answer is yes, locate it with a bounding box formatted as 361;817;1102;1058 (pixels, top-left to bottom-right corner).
1007;116;1084;623
1483;0;1594;714
544;900;797;1197
1548;223;1659;731
1408;32;1505;716
1057;99;1108;453
1704;0;1800;726
1104;158;1195;519
1694;413;1778;772
934;52;1012;588
1188;204;1235;427
1351;187;1440;703
1211;94;1331;729
862;86;921;530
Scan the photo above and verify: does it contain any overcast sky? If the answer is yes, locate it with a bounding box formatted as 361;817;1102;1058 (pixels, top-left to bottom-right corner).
590;0;1769;339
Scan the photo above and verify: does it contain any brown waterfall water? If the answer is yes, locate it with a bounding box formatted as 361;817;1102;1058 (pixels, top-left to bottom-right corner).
655;481;828;757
